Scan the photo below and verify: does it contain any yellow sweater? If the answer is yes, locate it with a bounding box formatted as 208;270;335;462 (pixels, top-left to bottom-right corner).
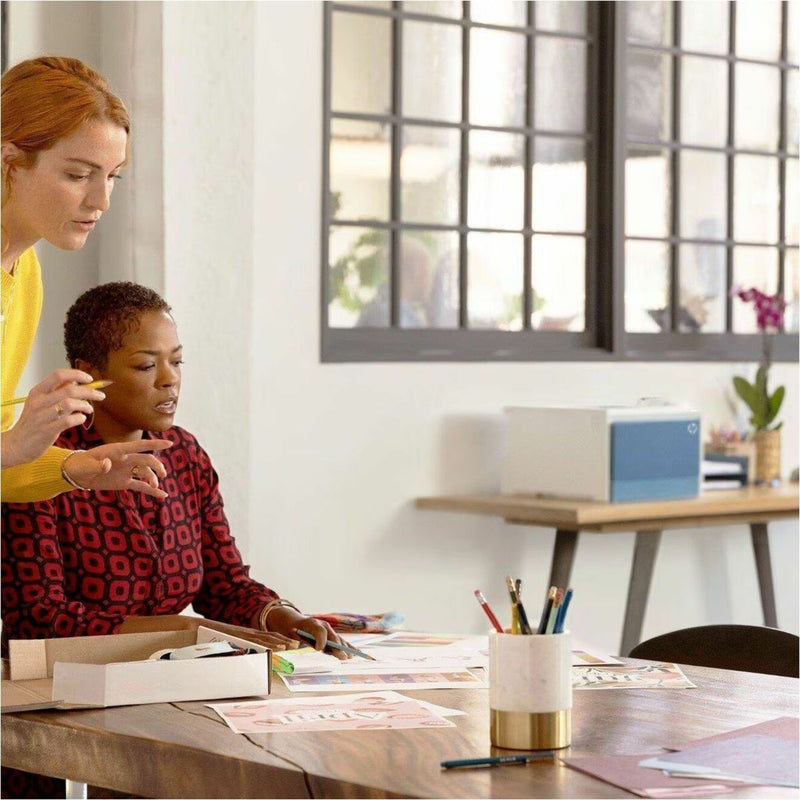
1;247;72;501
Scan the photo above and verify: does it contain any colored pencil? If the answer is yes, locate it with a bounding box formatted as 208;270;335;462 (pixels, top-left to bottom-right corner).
474;589;504;633
2;379;112;408
295;629;377;661
537;586;557;635
505;576;533;635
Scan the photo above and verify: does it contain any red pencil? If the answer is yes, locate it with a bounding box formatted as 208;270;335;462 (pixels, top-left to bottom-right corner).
474;589;504;633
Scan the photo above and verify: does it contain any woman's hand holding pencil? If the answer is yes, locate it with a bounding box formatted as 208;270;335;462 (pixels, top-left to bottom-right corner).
1;369;112;468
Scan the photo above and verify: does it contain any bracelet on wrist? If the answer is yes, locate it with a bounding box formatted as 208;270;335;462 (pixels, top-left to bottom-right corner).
61;450;90;491
258;598;301;631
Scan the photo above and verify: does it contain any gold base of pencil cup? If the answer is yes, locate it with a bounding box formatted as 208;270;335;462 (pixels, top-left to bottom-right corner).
490;709;571;750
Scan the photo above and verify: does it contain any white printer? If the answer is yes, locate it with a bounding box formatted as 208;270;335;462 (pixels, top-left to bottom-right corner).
502;404;701;502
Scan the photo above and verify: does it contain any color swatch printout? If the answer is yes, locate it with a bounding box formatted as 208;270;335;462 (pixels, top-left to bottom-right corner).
280;668;487;692
208;691;456;734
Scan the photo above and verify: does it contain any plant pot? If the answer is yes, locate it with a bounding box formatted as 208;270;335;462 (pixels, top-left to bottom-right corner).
754;429;781;484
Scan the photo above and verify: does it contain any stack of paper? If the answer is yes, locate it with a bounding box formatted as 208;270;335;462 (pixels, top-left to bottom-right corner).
563;716;799;797
701;457;748;490
639;718;799;788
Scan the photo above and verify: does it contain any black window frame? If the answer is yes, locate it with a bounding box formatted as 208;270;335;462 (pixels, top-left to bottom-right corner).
321;1;799;364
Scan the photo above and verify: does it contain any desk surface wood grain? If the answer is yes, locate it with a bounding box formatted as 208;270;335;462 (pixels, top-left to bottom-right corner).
415;485;799;531
2;661;797;798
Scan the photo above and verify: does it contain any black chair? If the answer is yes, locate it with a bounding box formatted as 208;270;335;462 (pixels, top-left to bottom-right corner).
628;624;799;678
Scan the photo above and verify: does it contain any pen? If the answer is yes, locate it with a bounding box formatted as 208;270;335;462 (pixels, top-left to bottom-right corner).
474;589;504;633
2;379;113;408
441;752;556;770
554;588;573;634
295;629;377;661
537;586;557;635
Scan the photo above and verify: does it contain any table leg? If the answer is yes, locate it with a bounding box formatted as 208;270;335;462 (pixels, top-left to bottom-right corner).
548;529;579;589
65;780;87;799
750;522;778;628
620;530;662;657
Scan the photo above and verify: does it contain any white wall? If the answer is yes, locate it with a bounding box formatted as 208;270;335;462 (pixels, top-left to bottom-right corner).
7;1;101;386
8;1;799;657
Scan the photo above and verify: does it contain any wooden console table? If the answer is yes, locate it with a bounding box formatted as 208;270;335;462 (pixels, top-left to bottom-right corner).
416;485;799;655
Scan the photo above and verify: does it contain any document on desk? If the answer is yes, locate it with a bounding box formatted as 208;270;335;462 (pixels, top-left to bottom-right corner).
277;645;485;673
573;663;696;690
354;631;622;668
207;690;458;734
280;668;486;692
639;734;798;787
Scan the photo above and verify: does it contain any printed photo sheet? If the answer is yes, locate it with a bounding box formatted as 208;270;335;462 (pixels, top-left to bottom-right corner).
573;663;696;690
280;668;487;692
208;690;458;734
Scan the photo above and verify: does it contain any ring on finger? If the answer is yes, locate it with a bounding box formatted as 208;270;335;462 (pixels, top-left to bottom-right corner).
131;465;140;478
55;403;64;418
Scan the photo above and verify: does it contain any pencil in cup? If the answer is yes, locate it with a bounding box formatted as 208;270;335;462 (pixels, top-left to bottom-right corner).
474;589;504;633
2;379;112;408
505;575;533;635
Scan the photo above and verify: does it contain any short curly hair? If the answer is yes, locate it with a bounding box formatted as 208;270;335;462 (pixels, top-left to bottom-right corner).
65;282;172;369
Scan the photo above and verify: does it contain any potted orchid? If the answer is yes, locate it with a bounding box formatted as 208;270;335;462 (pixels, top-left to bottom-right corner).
731;286;786;482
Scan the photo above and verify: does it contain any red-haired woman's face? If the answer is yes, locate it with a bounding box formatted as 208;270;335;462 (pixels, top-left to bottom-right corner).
2;118;127;252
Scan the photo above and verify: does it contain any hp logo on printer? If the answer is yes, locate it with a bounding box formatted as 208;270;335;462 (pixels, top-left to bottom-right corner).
687;422;698;435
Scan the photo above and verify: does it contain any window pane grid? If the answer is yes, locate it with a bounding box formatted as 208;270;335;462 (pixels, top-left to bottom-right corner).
324;2;797;361
623;0;794;338
627;42;797;71
333;0;595;41
326;1;592;340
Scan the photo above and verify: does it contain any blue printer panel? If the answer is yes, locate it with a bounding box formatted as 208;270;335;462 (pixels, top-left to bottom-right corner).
610;419;700;502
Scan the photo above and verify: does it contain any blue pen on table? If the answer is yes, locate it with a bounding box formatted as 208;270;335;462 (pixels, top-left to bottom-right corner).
441;752;556;770
295;629;377;661
554;587;573;633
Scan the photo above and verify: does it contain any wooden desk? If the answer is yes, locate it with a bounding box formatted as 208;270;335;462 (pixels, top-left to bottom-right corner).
416;486;799;655
2;662;797;798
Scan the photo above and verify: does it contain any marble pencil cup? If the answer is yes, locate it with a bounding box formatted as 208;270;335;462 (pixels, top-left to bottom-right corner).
489;631;572;750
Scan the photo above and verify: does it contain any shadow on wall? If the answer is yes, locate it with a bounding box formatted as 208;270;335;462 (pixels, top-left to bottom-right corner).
368;501;553;633
436;414;506;493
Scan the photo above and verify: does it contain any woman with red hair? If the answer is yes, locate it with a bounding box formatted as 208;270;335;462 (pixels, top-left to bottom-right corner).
1;57;170;502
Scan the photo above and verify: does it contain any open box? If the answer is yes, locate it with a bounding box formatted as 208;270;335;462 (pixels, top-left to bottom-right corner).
1;626;271;712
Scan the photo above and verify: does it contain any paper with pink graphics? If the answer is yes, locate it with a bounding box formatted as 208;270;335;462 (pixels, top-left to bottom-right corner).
207;691;456;734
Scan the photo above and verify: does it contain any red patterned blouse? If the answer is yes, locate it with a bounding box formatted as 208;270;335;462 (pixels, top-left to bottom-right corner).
1;425;278;655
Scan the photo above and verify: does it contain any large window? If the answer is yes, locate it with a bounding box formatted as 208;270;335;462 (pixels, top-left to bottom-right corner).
322;1;799;362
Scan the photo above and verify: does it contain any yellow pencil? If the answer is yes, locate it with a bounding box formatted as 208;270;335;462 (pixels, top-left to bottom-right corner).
1;379;112;408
